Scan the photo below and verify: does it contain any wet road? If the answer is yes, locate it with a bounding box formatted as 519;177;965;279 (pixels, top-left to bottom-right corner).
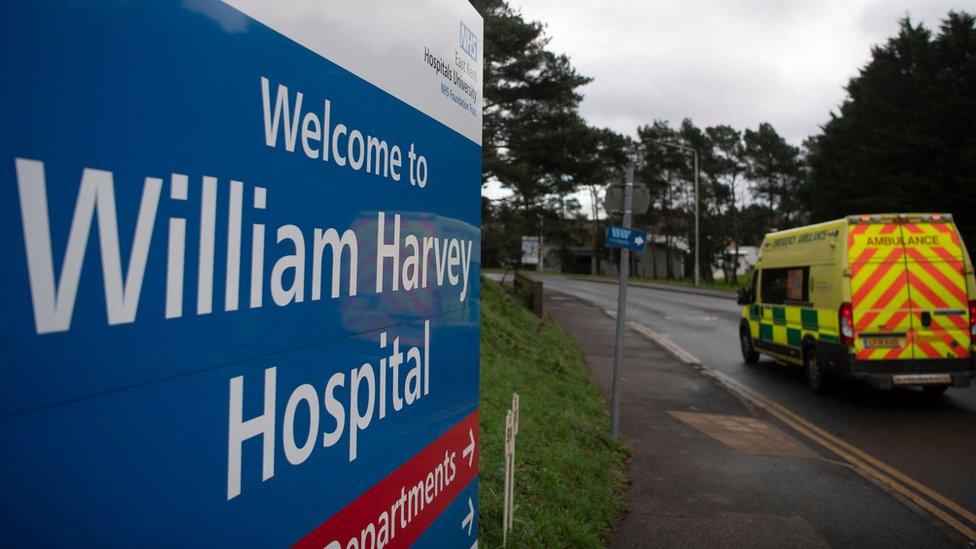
499;273;976;524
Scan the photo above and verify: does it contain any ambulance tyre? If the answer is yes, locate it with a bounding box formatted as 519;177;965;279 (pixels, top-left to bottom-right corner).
740;324;759;364
803;344;828;394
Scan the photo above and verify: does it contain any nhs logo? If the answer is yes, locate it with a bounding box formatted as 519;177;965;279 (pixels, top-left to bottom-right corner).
459;21;478;60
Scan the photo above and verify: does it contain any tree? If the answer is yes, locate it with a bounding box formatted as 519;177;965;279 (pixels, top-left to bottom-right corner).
702;126;746;282
743;122;804;230
475;0;630;268
636;121;685;279
805;12;976;256
634;119;730;282
572;127;630;274
473;0;591;204
677;119;729;283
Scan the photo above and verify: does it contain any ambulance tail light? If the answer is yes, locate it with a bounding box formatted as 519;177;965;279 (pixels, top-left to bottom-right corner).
840;302;854;346
969;300;976;338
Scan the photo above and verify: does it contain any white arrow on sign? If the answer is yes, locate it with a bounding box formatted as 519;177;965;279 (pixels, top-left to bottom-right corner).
461;497;474;536
463;428;475;467
633;236;645;246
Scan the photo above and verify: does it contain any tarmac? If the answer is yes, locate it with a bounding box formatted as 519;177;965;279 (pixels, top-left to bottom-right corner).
543;289;962;548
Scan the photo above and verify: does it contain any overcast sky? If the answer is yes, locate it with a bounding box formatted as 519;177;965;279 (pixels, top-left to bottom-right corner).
484;0;966;202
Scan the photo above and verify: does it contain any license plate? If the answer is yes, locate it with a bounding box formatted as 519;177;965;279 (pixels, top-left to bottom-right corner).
893;374;951;386
862;336;902;349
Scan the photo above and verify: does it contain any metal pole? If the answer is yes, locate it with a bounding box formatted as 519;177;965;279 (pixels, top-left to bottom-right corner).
610;162;634;439
694;151;699;286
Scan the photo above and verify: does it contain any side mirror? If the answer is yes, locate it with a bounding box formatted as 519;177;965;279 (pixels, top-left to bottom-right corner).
736;287;751;305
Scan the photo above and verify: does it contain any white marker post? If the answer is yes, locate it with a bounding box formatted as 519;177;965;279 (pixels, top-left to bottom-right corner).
502;392;520;545
509;393;519;533
503;410;512;546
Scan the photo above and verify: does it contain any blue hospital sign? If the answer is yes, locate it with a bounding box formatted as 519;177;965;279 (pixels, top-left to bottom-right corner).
0;1;482;546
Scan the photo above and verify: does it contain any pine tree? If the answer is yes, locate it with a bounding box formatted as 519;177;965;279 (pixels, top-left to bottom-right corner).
472;0;591;203
805;12;976;256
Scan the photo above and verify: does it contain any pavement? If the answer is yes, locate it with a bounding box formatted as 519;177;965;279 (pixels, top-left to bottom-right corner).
542;288;965;548
527;272;976;520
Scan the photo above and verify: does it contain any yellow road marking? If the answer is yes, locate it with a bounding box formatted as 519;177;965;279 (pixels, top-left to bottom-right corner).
668;411;817;459
620;317;976;543
710;372;976;543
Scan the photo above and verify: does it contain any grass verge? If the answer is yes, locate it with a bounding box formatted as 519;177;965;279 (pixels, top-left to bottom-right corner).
478;277;629;547
631;275;740;292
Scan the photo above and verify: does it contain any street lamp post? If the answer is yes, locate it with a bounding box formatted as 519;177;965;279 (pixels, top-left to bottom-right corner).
650;140;700;286
693;151;699;287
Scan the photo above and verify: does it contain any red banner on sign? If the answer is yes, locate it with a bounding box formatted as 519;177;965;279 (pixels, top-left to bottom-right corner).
295;410;479;549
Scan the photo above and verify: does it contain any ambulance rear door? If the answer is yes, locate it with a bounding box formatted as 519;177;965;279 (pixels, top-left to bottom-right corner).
847;219;914;361
901;218;971;361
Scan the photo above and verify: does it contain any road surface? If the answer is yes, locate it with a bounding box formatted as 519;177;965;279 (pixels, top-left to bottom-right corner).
491;272;976;535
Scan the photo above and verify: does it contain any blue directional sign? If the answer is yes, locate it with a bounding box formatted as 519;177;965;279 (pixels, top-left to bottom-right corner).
606;225;649;252
0;1;482;546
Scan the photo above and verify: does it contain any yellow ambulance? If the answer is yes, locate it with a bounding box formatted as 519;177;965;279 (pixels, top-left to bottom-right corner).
737;214;976;393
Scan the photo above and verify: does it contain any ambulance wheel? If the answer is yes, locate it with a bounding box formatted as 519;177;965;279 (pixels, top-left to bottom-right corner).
923;385;949;396
740;326;759;364
803;345;827;393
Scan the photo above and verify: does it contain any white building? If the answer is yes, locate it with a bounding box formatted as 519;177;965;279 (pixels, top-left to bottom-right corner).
714;245;760;280
603;235;688;279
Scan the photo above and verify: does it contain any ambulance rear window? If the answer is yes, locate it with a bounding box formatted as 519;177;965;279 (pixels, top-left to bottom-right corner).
761;267;809;304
